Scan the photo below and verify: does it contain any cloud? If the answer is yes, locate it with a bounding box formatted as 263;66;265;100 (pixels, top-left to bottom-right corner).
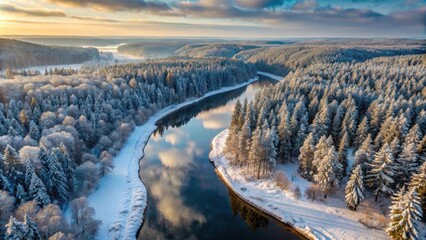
292;0;318;10
0;3;66;17
48;0;171;12
235;0;286;9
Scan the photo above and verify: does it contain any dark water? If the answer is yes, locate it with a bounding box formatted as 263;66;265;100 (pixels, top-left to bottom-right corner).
138;77;304;240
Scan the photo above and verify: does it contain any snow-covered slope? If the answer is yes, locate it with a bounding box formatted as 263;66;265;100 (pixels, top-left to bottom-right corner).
85;76;259;239
210;129;389;240
257;71;284;81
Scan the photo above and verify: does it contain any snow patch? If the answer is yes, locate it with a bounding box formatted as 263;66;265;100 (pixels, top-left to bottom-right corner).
210;129;389;240
257;71;284;81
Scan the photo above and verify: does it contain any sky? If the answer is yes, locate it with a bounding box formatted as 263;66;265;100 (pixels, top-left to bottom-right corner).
0;0;425;38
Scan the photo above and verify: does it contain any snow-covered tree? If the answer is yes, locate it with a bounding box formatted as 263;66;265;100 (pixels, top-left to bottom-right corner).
44;153;69;204
354;134;375;173
5;217;26;240
24;214;41;240
345;165;365;211
225;99;243;162
387;186;423;240
298;133;315;179
366;143;396;201
236;117;252;167
313;145;342;198
28;171;50;206
70;197;101;240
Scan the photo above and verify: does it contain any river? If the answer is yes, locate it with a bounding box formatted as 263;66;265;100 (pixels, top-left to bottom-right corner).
137;76;305;240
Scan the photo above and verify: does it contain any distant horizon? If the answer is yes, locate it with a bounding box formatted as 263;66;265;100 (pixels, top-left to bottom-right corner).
0;0;424;38
2;35;425;40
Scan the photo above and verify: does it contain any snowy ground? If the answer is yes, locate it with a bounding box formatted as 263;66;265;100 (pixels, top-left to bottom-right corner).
84;76;260;240
257;71;284;81
210;129;391;240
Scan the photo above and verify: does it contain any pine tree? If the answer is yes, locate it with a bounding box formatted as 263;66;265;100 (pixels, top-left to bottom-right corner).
59;143;76;196
28;171;50;206
338;131;349;176
366;143;396;201
409;161;426;222
354;116;369;149
236;117;252;167
277;109;292;163
24;214;41;240
312;136;333;176
249;126;263;179
396;124;422;185
225;99;243;162
4;145;24;185
28;121;40;142
298;133;315;180
45;153;69;204
345;165;364;211
0;169;11;192
387;187;423;240
314;145;342;198
354;134;375;174
5;216;26;240
293;114;308;156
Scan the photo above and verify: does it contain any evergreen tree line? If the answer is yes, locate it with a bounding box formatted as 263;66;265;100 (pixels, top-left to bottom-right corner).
224;54;426;240
0;57;256;239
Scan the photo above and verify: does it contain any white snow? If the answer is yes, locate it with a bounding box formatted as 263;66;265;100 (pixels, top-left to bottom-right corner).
210;129;390;240
257;71;284;81
85;76;259;240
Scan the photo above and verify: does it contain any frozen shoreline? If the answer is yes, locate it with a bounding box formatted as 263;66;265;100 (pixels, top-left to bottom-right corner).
209;129;389;240
86;76;260;239
257;71;284;81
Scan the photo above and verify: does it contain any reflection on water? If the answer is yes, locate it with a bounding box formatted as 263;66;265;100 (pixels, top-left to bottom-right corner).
138;78;303;240
229;190;268;231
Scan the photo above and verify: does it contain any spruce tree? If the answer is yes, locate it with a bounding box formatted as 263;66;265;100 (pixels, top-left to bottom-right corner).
24;215;41;240
28;171;50;206
5;217;26;240
45;153;69;204
225;99;243;162
366;143;396;201
28;121;40;142
409;161;426;222
314;145;342;198
298;133;315;180
236;117;252;167
249;126;263;179
345;165;364;211
387;187;423;240
338;131;349;176
354;134;375;173
277;110;292;163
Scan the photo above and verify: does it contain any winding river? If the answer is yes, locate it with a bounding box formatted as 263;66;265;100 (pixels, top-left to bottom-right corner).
137;76;305;240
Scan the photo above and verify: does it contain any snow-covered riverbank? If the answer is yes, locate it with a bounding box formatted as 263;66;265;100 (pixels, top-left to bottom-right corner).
87;76;260;239
209;129;389;240
257;71;284;81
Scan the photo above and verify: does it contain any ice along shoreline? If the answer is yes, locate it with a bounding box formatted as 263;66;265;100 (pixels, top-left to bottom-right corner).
209;129;389;240
86;74;272;239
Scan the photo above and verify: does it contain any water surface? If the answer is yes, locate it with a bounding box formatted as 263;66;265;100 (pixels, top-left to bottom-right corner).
138;77;304;240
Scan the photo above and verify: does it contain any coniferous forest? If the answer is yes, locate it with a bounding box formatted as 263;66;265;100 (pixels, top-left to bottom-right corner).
224;54;426;240
0;57;256;239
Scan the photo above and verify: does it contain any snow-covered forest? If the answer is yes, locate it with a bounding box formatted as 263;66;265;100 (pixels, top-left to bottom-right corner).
0;57;256;239
0;39;100;71
224;54;426;239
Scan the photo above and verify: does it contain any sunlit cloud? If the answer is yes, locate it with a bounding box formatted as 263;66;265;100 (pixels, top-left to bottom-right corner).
0;3;66;17
0;0;424;37
47;0;171;13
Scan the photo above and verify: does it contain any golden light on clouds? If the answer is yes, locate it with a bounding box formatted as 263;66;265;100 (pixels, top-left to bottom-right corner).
0;0;424;37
